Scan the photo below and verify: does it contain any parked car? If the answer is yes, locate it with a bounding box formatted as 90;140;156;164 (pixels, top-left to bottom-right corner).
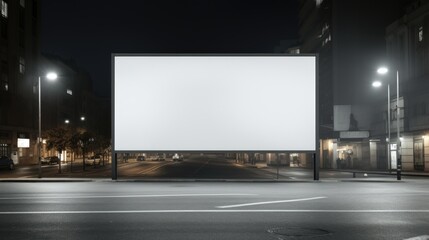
41;156;60;165
85;155;101;165
155;154;165;161
0;156;14;170
172;153;184;162
136;156;146;161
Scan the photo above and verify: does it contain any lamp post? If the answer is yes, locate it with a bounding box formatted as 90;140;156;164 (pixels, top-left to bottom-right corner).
372;80;391;171
377;67;401;180
38;72;58;178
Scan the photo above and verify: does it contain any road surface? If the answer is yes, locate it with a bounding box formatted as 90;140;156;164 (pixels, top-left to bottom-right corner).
0;181;428;239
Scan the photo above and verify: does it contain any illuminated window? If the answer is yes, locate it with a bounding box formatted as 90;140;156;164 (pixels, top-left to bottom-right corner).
290;48;300;54
20;0;24;7
67;89;73;95
1;0;7;18
315;0;324;7
322;23;329;35
19;57;25;74
418;26;423;42
322;34;331;46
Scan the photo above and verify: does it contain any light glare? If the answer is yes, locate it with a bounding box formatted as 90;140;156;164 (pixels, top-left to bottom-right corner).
377;67;388;75
372;81;382;88
46;72;58;81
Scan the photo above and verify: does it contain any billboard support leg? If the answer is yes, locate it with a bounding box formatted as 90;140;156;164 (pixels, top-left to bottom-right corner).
313;153;319;181
112;153;117;180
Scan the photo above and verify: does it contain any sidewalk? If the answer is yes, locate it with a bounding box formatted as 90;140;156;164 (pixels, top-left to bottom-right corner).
236;162;429;180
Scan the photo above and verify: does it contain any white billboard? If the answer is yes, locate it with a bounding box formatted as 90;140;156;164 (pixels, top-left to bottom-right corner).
114;55;316;152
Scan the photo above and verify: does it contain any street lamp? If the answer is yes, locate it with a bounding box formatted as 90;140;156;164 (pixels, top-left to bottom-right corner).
377;66;401;180
38;72;58;178
372;80;391;172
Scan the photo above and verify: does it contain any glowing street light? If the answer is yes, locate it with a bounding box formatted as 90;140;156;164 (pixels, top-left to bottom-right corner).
38;72;58;178
46;72;58;81
376;66;401;180
372;81;382;88
377;67;389;75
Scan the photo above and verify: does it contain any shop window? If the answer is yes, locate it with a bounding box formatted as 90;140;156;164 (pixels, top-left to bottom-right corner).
414;139;424;170
0;143;10;156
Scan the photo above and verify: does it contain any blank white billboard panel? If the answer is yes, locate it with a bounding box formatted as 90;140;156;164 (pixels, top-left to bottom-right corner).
114;56;316;151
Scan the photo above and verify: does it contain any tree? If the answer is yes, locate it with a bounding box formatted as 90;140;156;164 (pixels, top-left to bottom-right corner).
73;131;95;171
45;127;71;174
93;135;111;166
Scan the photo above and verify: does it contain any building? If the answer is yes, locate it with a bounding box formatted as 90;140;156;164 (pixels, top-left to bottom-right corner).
39;54;110;162
377;0;429;171
0;0;40;164
298;0;416;170
0;0;109;166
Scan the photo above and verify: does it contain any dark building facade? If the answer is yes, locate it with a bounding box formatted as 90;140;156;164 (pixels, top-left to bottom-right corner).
298;0;415;170
0;0;109;165
378;0;429;171
0;0;40;164
38;55;111;162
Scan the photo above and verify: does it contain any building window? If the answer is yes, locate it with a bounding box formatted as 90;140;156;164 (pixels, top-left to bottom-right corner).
290;48;300;54
418;26;423;42
19;57;25;74
322;34;331;46
1;20;7;39
1;0;7;18
1;73;7;91
1;60;7;92
67;89;73;95
19;8;25;29
321;23;329;35
19;31;24;47
20;0;25;7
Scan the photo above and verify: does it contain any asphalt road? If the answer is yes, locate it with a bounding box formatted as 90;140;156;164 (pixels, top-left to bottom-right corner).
0;181;428;239
118;156;276;179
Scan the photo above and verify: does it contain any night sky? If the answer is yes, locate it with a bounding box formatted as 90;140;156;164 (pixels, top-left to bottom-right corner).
41;0;300;97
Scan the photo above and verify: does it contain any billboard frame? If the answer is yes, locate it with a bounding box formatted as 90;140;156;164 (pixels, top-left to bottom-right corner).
111;53;319;180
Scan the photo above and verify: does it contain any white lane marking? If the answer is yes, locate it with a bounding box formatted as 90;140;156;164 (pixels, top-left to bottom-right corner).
0;209;429;215
403;235;429;240
0;193;257;200
217;196;327;209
